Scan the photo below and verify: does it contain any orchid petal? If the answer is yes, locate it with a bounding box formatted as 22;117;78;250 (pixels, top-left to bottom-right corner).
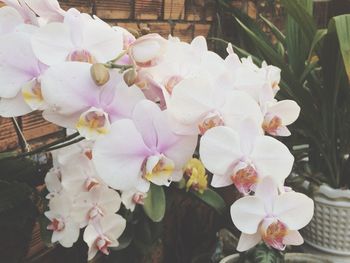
237;232;262;252
251;135;294;184
168;77;214;125
283;230;304;246
200;126;242;177
41;62;99;115
0;91;32;117
31;22;74;65
0;33;40;98
93;119;151;190
273;192;314;230
0;6;24;34
230;196;266;234
268;100;300;125
221;91;263;133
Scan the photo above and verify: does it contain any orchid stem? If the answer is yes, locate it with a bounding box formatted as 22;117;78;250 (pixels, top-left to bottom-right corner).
109;50;128;64
0;132;81;161
11;117;31;152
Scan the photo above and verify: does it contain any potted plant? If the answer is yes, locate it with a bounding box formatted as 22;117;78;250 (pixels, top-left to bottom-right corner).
0;0;316;262
214;0;350;256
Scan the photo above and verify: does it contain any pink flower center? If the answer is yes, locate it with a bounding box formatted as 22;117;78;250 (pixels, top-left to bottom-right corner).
262;114;282;135
231;163;258;194
47;218;65;232
261;220;288;250
85;177;100;191
95;236;112;255
198;114;225;135
88;206;104;219
67;50;96;63
132;193;146;205
85;111;107;129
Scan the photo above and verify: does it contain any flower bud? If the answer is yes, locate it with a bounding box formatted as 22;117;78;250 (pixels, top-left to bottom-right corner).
128;33;167;67
90;63;110;86
123;68;138;86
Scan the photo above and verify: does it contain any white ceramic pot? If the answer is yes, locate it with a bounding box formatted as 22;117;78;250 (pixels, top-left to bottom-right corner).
220;253;331;263
302;184;350;255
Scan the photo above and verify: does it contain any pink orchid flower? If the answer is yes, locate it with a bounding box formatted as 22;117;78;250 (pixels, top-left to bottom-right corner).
1;0;38;25
199;119;294;194
0;31;48;117
231;177;314;251
25;0;65;22
40;61;145;139
93;100;197;192
31;8;123;65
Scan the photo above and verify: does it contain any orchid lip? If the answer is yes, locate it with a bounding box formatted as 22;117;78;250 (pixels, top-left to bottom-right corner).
198;111;225;135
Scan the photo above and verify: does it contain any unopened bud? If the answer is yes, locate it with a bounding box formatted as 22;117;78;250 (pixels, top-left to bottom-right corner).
123;69;137;86
90;63;110;86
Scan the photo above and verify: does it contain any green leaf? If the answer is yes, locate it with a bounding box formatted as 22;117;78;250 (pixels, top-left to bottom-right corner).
191;188;226;215
259;14;286;46
143;184;166;222
307;29;327;61
332;15;350;83
254;244;283;263
281;0;316;44
284;0;316;77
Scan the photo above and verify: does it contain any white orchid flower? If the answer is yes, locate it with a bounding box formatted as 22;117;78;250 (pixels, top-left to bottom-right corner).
83;214;126;260
231;177;314;251
200;119;294;194
45;195;80;248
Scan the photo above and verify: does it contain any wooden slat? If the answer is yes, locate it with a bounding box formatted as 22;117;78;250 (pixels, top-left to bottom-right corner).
21;112;62;141
164;0;185;20
135;0;163;20
148;22;171;37
95;0;132;19
58;0;92;14
194;23;211;37
0;118;18;152
173;22;194;42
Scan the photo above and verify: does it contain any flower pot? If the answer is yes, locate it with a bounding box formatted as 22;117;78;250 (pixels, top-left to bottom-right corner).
302;184;350;255
219;253;331;263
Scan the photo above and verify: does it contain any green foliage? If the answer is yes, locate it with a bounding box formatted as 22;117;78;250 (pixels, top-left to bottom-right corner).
143;184;166;222
239;243;284;263
215;0;350;189
191;188;226;215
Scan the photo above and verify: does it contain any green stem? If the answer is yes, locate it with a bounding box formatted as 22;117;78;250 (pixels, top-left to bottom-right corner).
46;137;85;152
11;117;31;152
108;50;128;64
0;132;80;161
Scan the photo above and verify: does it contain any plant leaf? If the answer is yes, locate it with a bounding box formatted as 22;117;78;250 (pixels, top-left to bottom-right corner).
143;184;166;222
281;0;316;44
259;14;286;46
332;15;350;83
191;188;226;215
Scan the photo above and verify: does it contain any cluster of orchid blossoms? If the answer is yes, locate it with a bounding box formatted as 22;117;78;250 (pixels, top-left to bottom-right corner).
0;0;314;259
